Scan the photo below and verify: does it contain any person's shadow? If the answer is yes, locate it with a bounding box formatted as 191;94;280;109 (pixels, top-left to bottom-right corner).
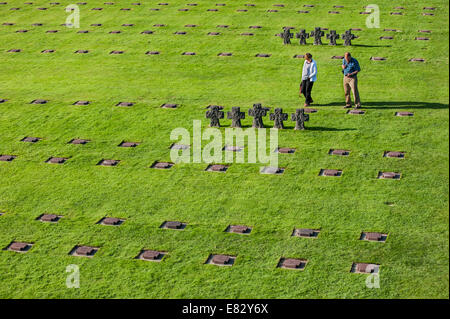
314;101;448;110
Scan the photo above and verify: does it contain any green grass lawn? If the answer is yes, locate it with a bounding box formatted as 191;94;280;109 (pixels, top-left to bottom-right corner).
0;0;448;299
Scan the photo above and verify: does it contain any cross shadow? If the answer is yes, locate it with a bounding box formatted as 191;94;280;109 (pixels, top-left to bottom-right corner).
305;126;357;132
314;101;449;110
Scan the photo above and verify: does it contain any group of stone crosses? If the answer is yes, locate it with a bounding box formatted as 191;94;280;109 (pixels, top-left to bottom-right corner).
206;104;310;130
281;27;356;46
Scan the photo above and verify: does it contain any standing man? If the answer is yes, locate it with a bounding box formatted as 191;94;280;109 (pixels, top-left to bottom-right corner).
300;53;317;107
342;52;361;108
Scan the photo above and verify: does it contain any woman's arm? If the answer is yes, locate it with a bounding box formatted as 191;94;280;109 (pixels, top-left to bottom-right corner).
309;61;317;79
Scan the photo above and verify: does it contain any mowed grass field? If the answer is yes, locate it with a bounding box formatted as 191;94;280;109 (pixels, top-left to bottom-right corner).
0;0;448;299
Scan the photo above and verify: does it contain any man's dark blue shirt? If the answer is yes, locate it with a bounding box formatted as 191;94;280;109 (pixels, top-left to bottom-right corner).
342;57;361;76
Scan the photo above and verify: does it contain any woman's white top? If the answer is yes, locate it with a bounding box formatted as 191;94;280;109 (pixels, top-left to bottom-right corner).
301;59;318;82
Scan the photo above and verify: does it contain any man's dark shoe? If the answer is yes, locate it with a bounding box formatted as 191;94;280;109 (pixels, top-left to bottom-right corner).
344;105;352;108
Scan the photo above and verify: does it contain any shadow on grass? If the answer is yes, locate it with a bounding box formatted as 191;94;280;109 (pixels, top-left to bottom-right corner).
314;101;449;110
351;44;393;48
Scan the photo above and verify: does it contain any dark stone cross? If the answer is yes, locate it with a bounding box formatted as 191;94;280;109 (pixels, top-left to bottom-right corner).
310;27;324;45
248;103;269;128
281;28;293;45
327;30;340;45
341;29;356;46
296;29;309;45
291;109;309;130
205;105;224;127
270;108;288;129
227;107;245;128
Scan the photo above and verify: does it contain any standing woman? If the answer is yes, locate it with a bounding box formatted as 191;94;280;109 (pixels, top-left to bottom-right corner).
300;53;317;107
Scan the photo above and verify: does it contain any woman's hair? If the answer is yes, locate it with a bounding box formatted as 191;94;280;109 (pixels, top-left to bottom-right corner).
305;53;312;59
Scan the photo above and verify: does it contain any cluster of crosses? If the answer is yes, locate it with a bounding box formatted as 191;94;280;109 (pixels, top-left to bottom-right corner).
281;27;356;46
206;104;310;130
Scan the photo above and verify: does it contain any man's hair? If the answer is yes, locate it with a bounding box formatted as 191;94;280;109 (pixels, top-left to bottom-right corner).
305;53;312;59
345;52;351;57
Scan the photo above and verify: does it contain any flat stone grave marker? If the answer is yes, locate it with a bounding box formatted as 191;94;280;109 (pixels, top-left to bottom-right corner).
98;217;123;226
10;8;20;10
160;221;186;230
237;9;247;12
226;225;251;234
38;214;61;222
292;228;320;238
334;5;344;8
377;171;401;179
73;100;90;105
187;3;198;6
3;23;15;26
304;108;317;113
91;24;102;26
276;147;295;154
332;55;344;59
120;8;131;10
6;242;32;253
293;54;305;58
146;51;160;55
179;8;189;11
267;9;278;12
347;109;365;115
8;49;21;52
278;258;307;270
256;53;271;58
69;138;89;144
170;143;190;150
384;28;400;32
182;52;196;55
206;164;229;172
185;24;197;27
319;169;342;177
415;37;429;40
260;166;284;175
21;136;41;143
351;28;362;31
390;12;403;15
380;36;393;40
383;151;405;158
217;25;229;28
394;6;405;9
329;149;350;156
70;245;98;257
116;102;134;107
304;4;314;7
418;30;432;33
227;107;245;128
119;141;140;147
98;159;120;166
218;52;232;56
206;254;235;266
328;11;340;14
141;30;154;34
370;57;386;61
351;262;379;274
110;50;124;54
360;232;387;242
273;4;284;7
46;157;68;164
297;10;309;13
0;155;16;162
245;3;255;6
92;8;103;10
208;32;220;35
422;13;434;16
153;24;166;27
151;161;174;169
423;7;436;10
223;145;244;152
161;103;178;108
409;58;425;63
122;24;134;27
395;111;413;116
31;99;48;104
249;25;262;29
174;31;187;34
150;8;160;10
0;99;7;103
74;50;89;53
46;30;58;33
32;23;43;26
41;49;55;53
137;250;165;261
